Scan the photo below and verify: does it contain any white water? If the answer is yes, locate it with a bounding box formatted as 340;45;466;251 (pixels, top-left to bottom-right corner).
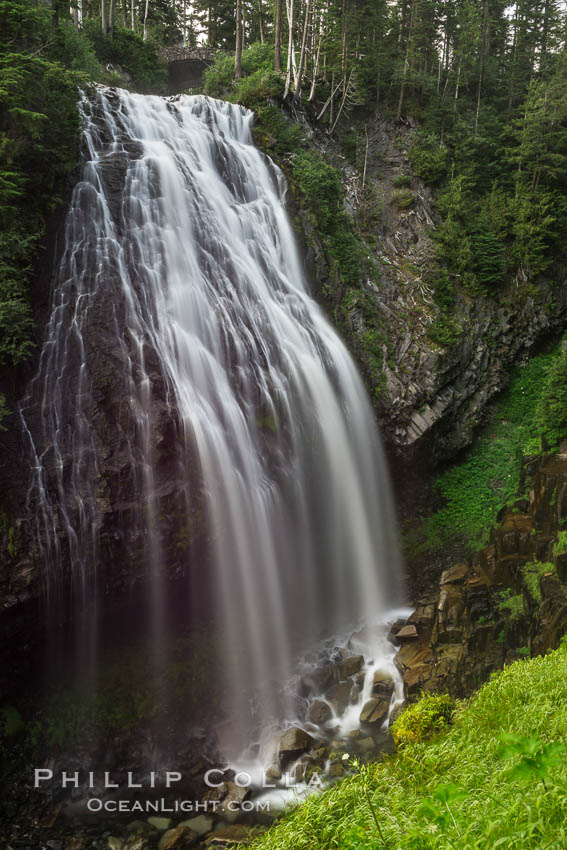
21;87;403;755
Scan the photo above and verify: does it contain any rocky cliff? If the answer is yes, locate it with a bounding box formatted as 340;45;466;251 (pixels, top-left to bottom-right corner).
295;117;567;469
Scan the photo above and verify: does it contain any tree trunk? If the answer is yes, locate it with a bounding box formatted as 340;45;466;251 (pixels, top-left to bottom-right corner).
235;0;243;79
130;0;134;31
101;0;108;34
142;0;149;40
274;0;282;70
109;0;115;36
294;0;311;101
258;0;265;44
284;0;295;99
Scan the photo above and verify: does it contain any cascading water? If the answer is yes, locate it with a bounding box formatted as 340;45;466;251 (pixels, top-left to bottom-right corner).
21;86;403;761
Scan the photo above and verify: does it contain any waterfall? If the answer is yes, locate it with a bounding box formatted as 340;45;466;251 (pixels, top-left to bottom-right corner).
20;86;402;756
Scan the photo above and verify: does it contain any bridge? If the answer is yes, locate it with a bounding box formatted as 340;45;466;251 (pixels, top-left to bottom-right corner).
157;47;224;93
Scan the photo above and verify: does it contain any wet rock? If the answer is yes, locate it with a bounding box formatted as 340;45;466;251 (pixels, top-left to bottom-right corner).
440;563;469;585
107;839;123;850
350;683;362;703
325;682;351;714
337;655;364;679
67;839;89;850
357;736;377;753
205;824;257;846
264;765;281;781
278;726;315;765
395;624;418;640
298;665;337;696
148;817;172;832
124;837;149;850
158;826;199;849
220;781;251;811
178;816;213;837
328;763;345;777
372;670;395;698
360;698;389;727
307;699;332;725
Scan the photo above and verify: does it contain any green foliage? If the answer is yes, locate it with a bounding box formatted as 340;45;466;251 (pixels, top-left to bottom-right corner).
392;173;412;188
497;591;525;622
249;645;567;849
408;131;449;186
406;345;558;556
497;732;565;787
203;41;274;100
83;21;166;93
0;705;23;737
521;561;555;605
391;693;455;748
537;342;567;448
553;531;567;558
391;186;414;208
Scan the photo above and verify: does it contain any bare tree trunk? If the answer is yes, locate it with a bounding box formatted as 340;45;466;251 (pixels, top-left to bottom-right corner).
474;0;489;134
258;0;265;43
283;0;295;99
294;0;311;100
142;0;148;40
396;0;415;122
362;125;369;185
101;0;108;34
274;0;282;70
308;14;322;102
235;0;243;78
130;0;134;30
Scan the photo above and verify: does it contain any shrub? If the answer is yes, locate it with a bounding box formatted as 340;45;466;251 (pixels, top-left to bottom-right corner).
392;187;414;208
536;341;567;448
392;693;455;748
83;21;166;93
392;173;412;188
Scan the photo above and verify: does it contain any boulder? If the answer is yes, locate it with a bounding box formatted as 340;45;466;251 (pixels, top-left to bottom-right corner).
337;655;364;679
395;624;418;640
325;682;351;715
307;699;332;725
279;726;315;765
205;824;257;846
220;781;250;811
298;665;337;696
178;816;214;837
360;698;389;727
440;563;469;585
158;827;199;850
148;818;172;832
372;670;395;698
357;736;377;753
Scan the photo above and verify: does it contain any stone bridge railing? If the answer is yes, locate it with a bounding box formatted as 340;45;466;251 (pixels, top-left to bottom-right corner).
158;46;222;65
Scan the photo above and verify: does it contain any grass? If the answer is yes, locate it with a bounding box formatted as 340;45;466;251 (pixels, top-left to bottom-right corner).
405;342;560;557
249;643;567;849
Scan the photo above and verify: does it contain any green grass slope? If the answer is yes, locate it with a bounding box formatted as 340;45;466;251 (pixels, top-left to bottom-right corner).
250;645;567;849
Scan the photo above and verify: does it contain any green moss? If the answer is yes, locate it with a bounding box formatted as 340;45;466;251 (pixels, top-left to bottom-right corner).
391;693;455;748
521;561;555;605
405;342;562;558
553;531;567;558
497;590;525;622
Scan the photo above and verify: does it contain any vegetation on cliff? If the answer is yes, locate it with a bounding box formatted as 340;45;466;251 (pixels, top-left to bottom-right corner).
249;642;567;849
